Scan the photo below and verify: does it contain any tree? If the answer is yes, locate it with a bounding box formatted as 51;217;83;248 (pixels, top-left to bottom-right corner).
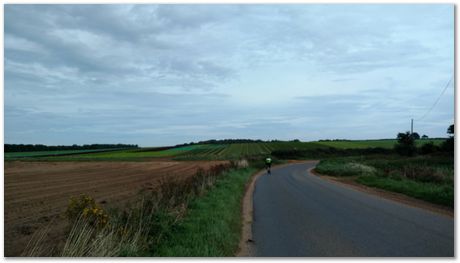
447;124;454;136
421;134;428;139
442;124;454;152
394;131;417;156
411;132;420;140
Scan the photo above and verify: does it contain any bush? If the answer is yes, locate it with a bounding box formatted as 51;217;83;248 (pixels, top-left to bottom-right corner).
65;194;109;229
419;142;439;155
441;137;454;152
401;165;446;183
394;132;416;156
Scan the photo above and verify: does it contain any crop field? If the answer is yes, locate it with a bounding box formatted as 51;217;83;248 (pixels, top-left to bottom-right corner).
4;148;129;160
4;160;228;256
5;139;447;162
7;142;324;161
172;142;328;160
316;139;444;149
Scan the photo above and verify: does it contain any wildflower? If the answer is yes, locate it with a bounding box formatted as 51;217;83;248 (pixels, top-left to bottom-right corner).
82;208;90;216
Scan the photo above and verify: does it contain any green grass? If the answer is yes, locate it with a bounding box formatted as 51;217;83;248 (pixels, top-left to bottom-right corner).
215;142;326;160
315;154;454;207
356;175;453;207
316;139;444;149
21;145;213;161
152;167;256;256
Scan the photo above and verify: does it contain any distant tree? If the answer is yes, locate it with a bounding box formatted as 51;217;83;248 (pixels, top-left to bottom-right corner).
394;131;417;156
4;144;138;152
441;124;454;152
447;124;454;135
411;132;420;140
421;134;429;140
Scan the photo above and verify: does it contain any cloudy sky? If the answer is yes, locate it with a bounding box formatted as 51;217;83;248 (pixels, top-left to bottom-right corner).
4;4;454;146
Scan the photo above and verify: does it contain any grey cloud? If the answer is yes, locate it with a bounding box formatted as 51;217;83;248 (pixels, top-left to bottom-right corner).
4;4;454;145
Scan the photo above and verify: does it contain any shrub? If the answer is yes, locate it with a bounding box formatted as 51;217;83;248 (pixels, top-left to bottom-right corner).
419;142;439;155
441;137;454;152
395;132;417;156
65;194;109;229
401;165;446;183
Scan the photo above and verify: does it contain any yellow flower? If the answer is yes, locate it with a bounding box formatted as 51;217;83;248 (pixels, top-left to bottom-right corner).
82;208;90;216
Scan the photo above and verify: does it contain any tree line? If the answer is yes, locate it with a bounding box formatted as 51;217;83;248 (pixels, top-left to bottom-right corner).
177;138;305;147
5;144;138;152
395;124;454;156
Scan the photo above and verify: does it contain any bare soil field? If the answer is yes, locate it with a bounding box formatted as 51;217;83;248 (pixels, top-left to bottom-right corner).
5;160;228;256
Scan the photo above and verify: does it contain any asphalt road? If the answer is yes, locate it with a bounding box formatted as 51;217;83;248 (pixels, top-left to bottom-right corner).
252;162;454;257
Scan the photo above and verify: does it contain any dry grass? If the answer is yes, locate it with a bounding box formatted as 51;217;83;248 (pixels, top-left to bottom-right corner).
21;163;235;257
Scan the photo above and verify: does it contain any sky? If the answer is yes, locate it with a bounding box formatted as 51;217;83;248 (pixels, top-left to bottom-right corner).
4;4;454;146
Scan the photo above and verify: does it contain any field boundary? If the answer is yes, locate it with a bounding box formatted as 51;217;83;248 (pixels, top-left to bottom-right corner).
310;168;454;218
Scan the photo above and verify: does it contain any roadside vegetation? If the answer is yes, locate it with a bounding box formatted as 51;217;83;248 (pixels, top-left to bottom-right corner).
314;125;454;207
315;155;453;207
23;161;256;257
152;167;256;256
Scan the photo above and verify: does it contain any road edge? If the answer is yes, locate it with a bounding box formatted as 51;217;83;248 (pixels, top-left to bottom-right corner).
236;160;319;257
236;168;264;257
309;167;454;218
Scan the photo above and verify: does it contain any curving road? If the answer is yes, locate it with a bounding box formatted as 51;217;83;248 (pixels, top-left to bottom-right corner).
252;162;454;257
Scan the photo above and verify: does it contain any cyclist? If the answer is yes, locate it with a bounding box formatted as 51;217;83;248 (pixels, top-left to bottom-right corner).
265;157;272;174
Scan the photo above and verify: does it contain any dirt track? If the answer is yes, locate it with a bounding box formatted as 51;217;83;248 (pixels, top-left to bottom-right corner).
5;160;227;256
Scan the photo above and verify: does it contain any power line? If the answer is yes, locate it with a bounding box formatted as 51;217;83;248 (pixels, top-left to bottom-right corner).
416;75;453;121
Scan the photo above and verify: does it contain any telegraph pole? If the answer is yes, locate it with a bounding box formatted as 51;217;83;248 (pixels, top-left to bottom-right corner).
411;119;413;134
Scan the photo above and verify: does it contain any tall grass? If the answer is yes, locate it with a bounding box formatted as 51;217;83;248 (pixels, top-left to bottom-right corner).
21;220;54;257
314;155;454;207
23;162;244;257
152;167;256;256
61;197;159;257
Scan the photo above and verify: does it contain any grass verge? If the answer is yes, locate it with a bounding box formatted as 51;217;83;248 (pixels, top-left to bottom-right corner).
356;175;453;207
22;163;256;257
152;167;256;256
314;155;453;207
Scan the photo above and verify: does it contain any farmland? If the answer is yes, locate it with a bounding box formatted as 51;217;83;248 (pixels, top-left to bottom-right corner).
4;138;453;256
4;160;228;256
5;139;446;162
4;148;130;159
316;139;444;149
5;141;328;161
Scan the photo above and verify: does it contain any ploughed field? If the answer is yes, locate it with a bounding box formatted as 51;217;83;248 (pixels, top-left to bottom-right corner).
4;160;228;256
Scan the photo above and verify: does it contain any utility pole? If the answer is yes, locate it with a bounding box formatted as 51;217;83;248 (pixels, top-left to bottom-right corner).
411;118;413;134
